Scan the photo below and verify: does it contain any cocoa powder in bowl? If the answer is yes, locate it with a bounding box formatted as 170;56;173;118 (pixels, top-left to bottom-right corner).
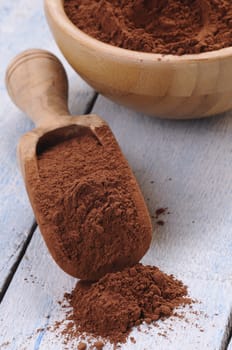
25;125;152;280
64;0;232;55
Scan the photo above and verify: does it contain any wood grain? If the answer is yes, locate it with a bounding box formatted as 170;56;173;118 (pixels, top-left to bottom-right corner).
0;0;95;295
6;49;70;127
0;96;231;349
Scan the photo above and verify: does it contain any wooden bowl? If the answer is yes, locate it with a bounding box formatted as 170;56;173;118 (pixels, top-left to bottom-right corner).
44;0;232;119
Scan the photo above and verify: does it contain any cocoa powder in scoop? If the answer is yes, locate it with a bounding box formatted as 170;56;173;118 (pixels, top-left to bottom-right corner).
64;0;232;55
25;125;151;280
64;263;192;345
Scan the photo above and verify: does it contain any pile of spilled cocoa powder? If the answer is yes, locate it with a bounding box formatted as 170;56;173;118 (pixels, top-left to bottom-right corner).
58;263;192;348
64;0;232;55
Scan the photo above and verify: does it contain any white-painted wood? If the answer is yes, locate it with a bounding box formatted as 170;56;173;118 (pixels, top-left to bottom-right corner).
93;97;232;282
1;1;232;349
0;96;232;349
0;228;231;350
0;0;95;293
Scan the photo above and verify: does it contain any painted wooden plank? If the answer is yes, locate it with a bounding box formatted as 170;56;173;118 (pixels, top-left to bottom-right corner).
0;0;95;294
93;97;232;282
93;98;232;349
0;228;231;350
228;338;232;350
0;96;231;349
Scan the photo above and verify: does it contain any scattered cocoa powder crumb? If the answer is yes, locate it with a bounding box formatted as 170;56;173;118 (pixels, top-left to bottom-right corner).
78;342;87;350
155;208;168;217
130;337;136;344
154;208;168;226
158;332;167;338
36;327;45;333
62;263;192;345
93;341;105;350
157;220;165;226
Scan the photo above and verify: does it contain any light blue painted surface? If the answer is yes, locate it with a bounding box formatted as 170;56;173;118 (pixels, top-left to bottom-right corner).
0;228;231;350
0;0;95;293
0;95;231;349
0;0;231;349
0;0;37;293
93;98;232;282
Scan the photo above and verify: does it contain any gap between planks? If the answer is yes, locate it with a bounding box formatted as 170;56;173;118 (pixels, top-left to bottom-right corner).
0;0;97;293
1;96;232;350
0;221;37;303
224;313;232;350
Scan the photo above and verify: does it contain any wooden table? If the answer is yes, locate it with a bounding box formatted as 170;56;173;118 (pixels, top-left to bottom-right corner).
0;2;232;349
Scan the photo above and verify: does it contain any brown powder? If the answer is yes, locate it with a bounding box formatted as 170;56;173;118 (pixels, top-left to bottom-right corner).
157;220;165;226
64;263;192;345
152;207;168;226
78;343;87;350
25;125;152;280
64;0;232;55
130;337;136;344
155;208;168;217
93;341;105;350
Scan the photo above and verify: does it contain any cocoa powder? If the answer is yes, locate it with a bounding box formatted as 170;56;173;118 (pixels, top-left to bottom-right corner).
64;263;192;345
25;125;152;280
64;0;232;55
77;343;87;350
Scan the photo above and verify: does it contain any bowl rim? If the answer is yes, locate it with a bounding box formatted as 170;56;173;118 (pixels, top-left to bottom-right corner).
45;0;232;63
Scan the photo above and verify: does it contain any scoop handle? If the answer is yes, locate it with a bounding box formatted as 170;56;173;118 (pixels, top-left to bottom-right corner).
5;49;70;128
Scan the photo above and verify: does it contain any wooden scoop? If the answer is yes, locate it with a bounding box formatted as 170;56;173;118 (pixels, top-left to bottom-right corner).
6;49;152;280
